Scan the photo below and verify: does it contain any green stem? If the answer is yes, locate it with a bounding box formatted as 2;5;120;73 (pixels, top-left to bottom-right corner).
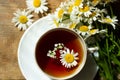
109;5;114;17
106;33;120;49
94;21;99;29
110;38;120;49
107;34;114;80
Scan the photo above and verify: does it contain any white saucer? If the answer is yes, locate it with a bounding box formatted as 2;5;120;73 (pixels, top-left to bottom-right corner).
18;15;98;80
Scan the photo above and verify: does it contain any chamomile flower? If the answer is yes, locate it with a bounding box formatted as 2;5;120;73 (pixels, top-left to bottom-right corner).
73;0;83;8
26;0;48;14
55;7;65;21
79;3;92;17
85;29;107;41
69;22;77;29
12;9;33;30
70;6;83;22
47;50;56;59
47;43;65;59
59;2;69;13
89;29;99;35
91;0;100;6
48;14;59;27
84;8;103;24
60;48;79;68
101;0;116;6
58;23;71;29
68;4;74;14
99;16;118;29
77;25;92;36
54;43;64;50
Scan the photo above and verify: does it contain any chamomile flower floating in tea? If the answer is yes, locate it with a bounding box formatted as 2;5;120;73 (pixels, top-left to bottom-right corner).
47;43;64;59
47;43;79;68
60;48;79;68
54;43;64;50
12;9;33;30
47;50;56;59
26;0;48;14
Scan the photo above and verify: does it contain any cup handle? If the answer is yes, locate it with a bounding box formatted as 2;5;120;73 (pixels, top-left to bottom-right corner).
87;47;99;54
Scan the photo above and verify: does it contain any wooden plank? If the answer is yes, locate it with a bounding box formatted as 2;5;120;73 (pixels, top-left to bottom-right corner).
0;0;65;79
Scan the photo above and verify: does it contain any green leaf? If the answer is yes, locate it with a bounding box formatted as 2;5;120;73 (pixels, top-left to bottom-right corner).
100;59;113;80
117;50;120;56
111;54;120;67
62;14;70;22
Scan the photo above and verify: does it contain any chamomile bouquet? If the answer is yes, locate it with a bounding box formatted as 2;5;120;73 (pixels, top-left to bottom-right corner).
49;0;120;80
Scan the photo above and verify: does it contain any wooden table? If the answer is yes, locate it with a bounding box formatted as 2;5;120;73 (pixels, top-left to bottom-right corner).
0;0;65;79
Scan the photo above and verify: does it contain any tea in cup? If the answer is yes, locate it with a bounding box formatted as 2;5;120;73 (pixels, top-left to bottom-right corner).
35;28;87;79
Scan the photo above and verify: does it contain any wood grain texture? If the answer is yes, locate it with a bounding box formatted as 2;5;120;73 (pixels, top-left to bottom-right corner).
0;0;65;79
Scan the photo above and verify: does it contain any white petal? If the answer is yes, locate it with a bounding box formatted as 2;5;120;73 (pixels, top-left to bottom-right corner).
23;24;27;30
111;23;116;29
93;52;99;58
71;50;74;54
93;17;97;21
66;48;70;53
74;52;78;57
18;24;22;29
35;9;40;14
27;21;32;26
73;61;78;66
41;6;48;11
15;22;20;26
12;18;18;23
13;13;20;17
39;8;44;13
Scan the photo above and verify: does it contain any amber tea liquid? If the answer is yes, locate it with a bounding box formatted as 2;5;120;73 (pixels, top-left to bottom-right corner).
35;28;84;78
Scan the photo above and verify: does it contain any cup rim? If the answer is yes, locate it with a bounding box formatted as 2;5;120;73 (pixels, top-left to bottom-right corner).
34;27;87;80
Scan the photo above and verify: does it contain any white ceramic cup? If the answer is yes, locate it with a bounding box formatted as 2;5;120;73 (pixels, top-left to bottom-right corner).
35;28;87;80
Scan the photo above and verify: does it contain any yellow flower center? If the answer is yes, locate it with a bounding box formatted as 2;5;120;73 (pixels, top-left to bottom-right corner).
64;54;74;63
19;15;28;24
58;8;64;19
92;0;99;5
90;12;96;17
74;0;82;6
80;5;90;12
105;0;111;3
69;23;76;29
79;26;89;32
68;5;73;13
53;19;59;27
89;29;98;34
103;18;112;23
33;0;41;8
